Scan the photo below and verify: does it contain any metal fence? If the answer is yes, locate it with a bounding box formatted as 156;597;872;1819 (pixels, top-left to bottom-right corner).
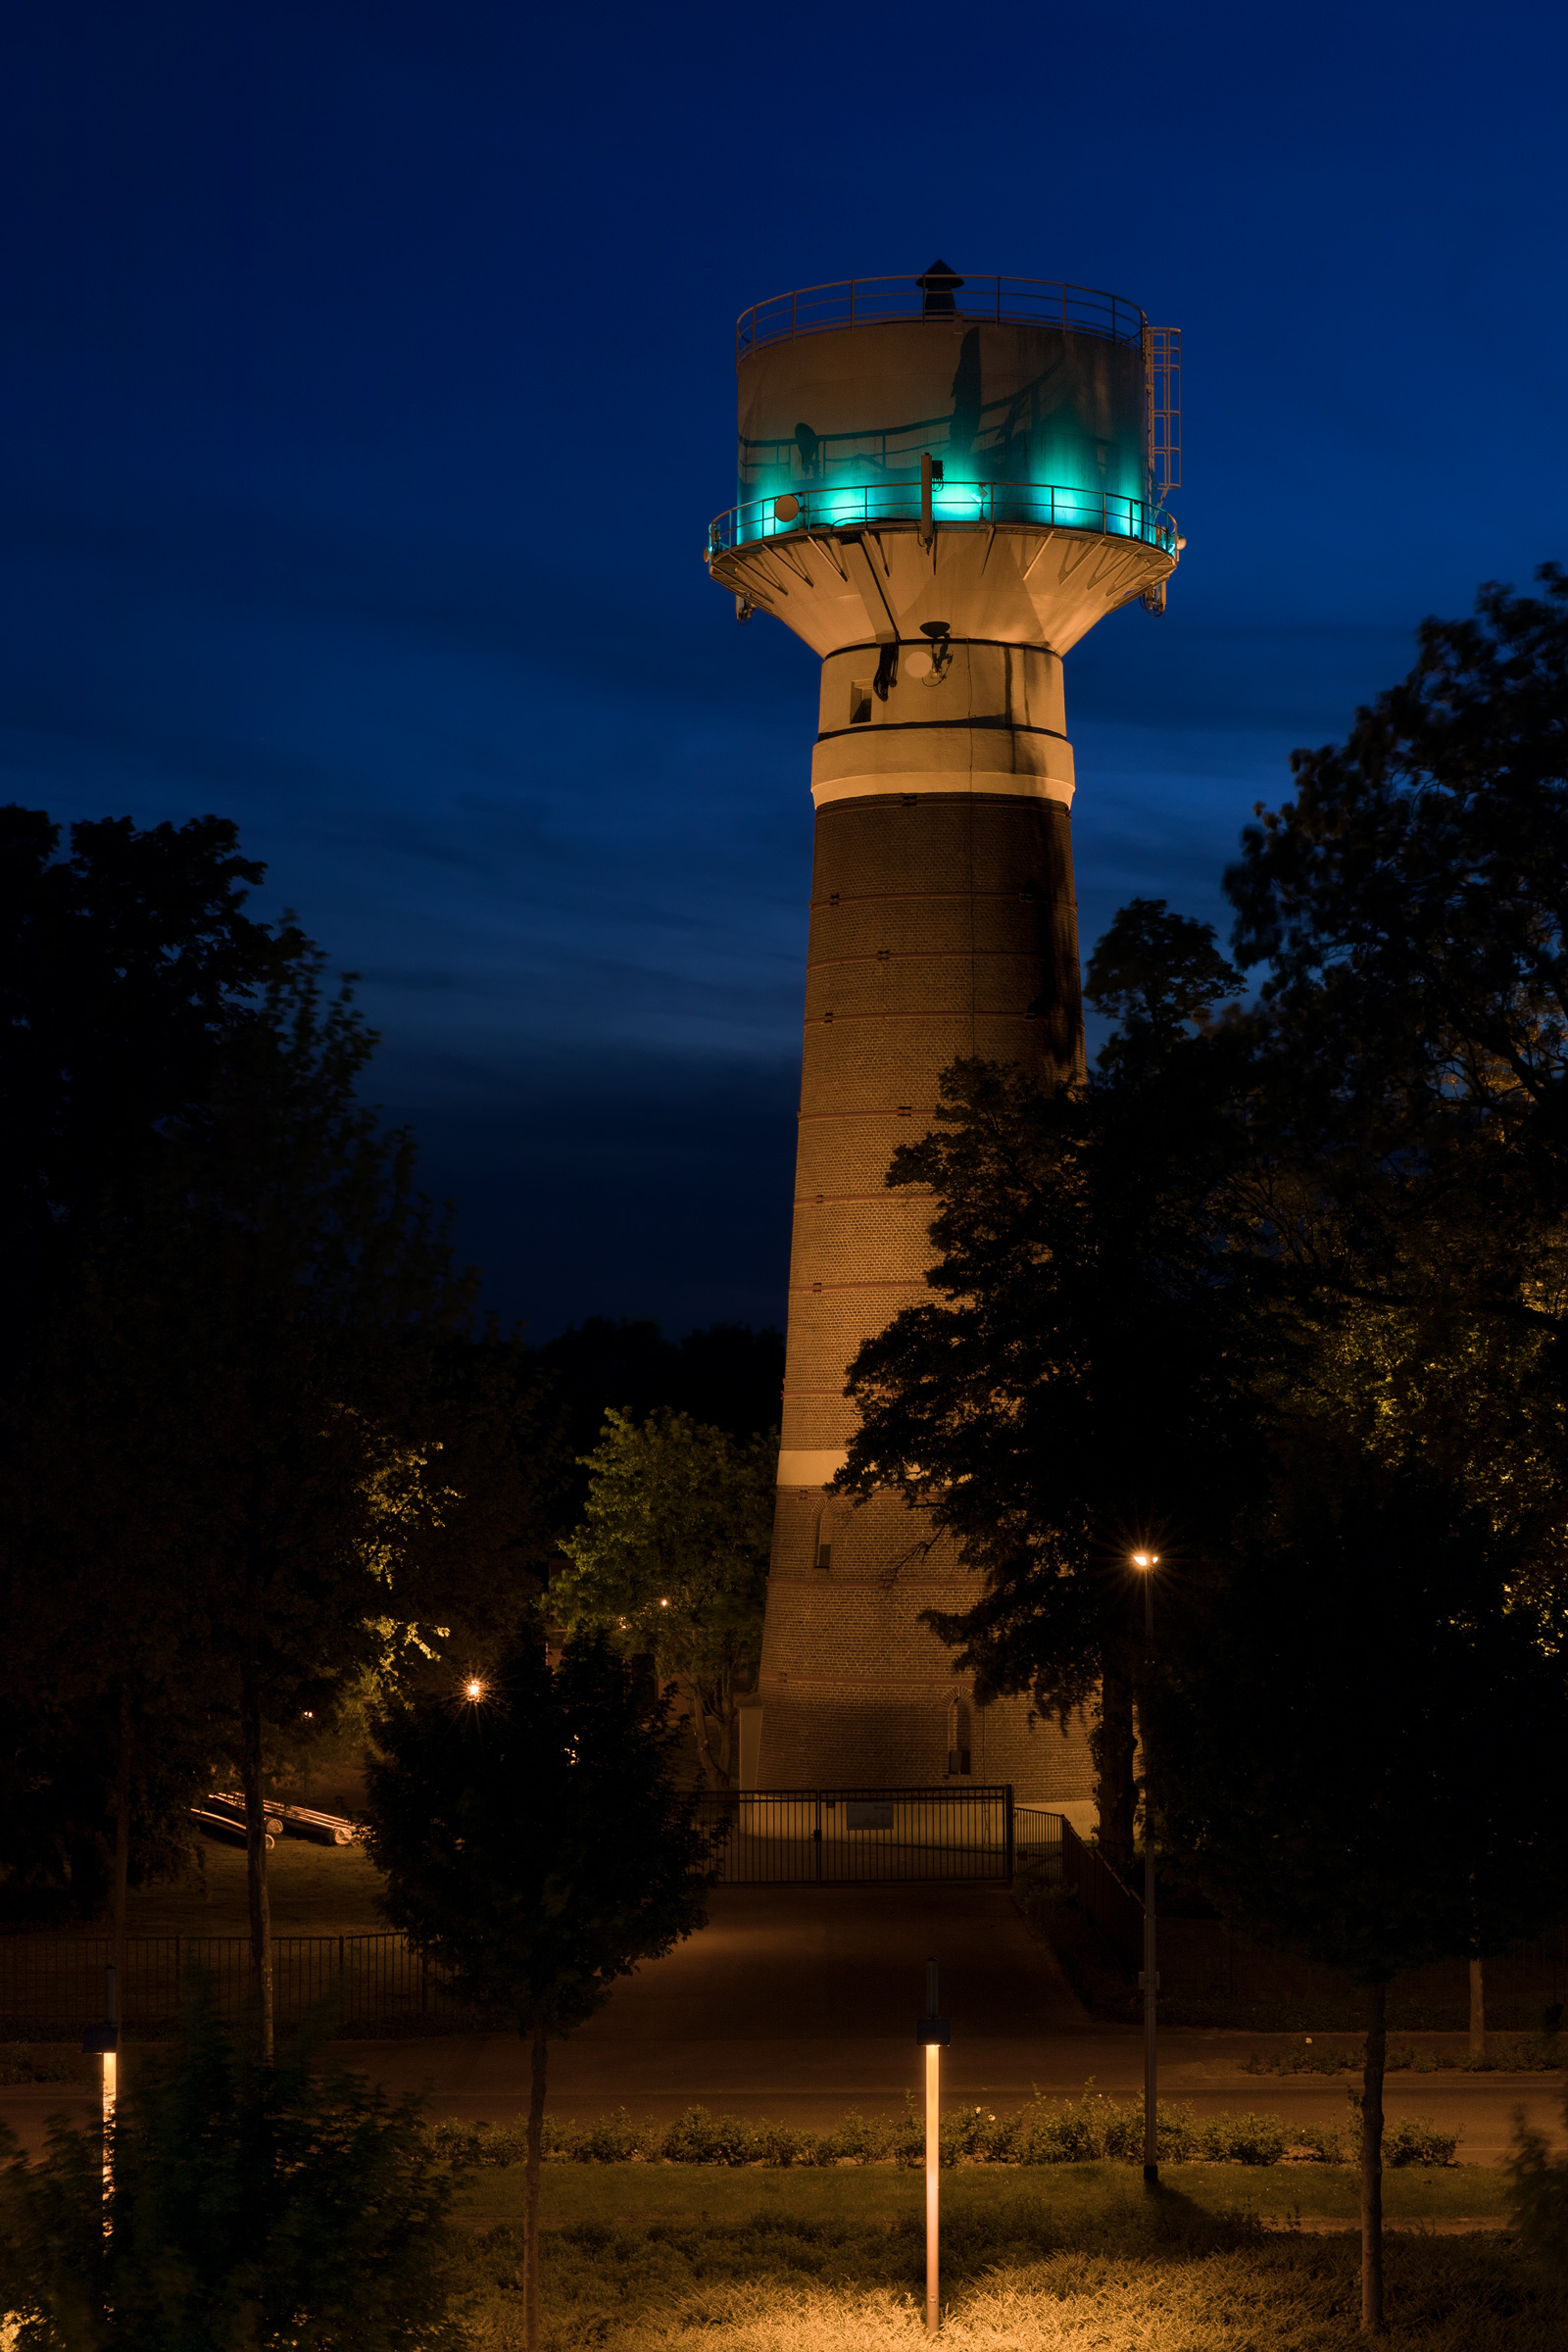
0;1934;476;2040
1059;1817;1146;1969
1052;1819;1568;2029
696;1786;1015;1885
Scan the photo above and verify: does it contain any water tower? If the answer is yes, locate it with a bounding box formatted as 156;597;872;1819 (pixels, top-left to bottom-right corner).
708;264;1181;1805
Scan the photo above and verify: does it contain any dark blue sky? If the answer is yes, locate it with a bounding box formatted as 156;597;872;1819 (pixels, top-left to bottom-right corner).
6;1;1565;1335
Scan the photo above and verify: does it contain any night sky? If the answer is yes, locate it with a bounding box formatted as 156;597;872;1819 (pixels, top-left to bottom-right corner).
6;2;1566;1337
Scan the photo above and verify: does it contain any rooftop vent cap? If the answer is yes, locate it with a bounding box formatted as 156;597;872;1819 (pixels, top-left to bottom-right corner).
915;258;963;317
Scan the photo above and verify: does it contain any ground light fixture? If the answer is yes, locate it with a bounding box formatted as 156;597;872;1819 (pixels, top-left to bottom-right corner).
1131;1552;1160;2183
916;1959;950;2332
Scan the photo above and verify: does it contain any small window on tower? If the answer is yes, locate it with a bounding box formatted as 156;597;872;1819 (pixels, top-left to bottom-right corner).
947;1693;972;1777
850;680;872;723
816;1543;832;1570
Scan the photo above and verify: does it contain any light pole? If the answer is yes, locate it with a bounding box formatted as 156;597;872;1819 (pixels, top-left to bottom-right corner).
916;1958;949;2334
1132;1551;1159;2186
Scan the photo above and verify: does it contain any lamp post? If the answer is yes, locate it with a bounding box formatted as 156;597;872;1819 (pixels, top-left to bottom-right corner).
916;1958;950;2334
1132;1552;1159;2185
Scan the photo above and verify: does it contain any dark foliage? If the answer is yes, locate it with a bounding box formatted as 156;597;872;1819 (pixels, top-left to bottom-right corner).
0;1985;465;2349
363;1630;710;2034
834;902;1258;1863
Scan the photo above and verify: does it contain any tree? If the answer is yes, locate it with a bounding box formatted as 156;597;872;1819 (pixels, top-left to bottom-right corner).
0;1985;464;2350
1150;1455;1568;2335
0;806;294;1354
553;1409;773;1787
0;808;527;2055
362;1629;711;2351
1224;564;1568;1327
0;808;302;1941
533;1317;784;1528
834;902;1258;1870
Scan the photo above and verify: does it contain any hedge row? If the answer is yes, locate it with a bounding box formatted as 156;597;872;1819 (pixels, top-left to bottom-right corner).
429;2087;1458;2171
1244;2034;1564;2076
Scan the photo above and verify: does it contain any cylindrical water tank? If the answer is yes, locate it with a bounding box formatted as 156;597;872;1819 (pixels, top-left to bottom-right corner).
736;272;1149;544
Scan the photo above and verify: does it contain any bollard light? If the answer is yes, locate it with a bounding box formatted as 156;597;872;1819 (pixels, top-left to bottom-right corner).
82;1962;119;2229
916;1959;950;2334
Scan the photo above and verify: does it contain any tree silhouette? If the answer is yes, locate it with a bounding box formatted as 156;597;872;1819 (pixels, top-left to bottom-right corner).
363;1630;711;2350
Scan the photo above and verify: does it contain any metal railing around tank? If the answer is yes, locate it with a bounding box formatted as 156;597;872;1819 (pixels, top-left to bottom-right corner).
737;274;1146;359
707;481;1178;557
694;1786;1015;1885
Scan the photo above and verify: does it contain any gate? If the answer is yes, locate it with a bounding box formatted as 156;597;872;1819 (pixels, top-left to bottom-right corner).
695;1785;1014;1885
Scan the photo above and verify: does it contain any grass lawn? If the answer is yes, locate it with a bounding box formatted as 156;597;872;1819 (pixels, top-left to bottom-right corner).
446;2163;1554;2349
121;1838;386;1936
456;2159;1510;2231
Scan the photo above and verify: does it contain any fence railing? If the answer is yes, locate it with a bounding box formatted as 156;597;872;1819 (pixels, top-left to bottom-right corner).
0;1934;475;2040
696;1786;1014;1885
708;480;1178;558
1059;1816;1146;1971
737;273;1147;359
1049;1818;1568;2027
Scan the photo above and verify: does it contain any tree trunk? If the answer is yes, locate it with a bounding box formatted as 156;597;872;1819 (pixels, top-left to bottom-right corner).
240;1660;273;2062
524;2018;548;2352
1360;1979;1388;2334
689;1672;733;1790
112;1683;131;2001
1468;1957;1485;2060
1095;1636;1138;1880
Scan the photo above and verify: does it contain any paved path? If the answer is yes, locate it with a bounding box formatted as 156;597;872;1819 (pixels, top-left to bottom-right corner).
6;1887;1564;2167
349;1888;1568;2166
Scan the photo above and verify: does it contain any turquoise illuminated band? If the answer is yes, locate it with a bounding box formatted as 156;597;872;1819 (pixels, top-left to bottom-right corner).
708;482;1178;558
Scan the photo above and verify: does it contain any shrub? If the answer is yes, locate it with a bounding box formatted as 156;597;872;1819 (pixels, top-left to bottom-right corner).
570;2108;655;2163
1509;2085;1568;2283
661;2107;760;2166
997;2086;1198;2165
1383;2116;1459;2167
938;2106;998;2165
1244;2040;1362;2076
1291;2122;1349;2163
3;1986;465;2348
1463;2034;1564;2072
1198;2111;1290;2166
814;2110;894;2165
0;2045;82;2087
755;2120;817;2166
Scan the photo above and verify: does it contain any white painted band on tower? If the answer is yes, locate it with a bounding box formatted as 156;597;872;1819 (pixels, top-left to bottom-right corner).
776;1449;850;1487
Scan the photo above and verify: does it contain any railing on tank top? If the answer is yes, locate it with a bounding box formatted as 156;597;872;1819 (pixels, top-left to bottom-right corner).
707;481;1179;557
736;275;1147;359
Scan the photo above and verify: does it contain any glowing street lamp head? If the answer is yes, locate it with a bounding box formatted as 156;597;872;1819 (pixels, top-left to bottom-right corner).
463;1677;486;1702
1131;1551;1159;1570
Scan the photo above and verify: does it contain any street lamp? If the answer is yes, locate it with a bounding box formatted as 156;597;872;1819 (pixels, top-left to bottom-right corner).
462;1678;486;1703
1131;1551;1159;2186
